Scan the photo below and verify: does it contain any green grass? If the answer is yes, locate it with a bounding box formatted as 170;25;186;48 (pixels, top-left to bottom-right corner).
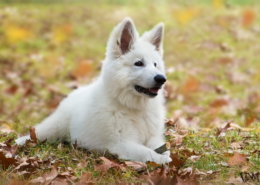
0;0;260;184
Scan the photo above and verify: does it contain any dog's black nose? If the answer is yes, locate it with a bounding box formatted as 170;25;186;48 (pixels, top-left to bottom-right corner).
154;74;166;84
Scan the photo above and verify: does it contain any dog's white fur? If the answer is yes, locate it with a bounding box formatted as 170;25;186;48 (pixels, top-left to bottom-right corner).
16;18;172;164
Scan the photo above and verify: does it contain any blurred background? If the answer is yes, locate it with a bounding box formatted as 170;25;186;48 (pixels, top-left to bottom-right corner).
0;0;259;133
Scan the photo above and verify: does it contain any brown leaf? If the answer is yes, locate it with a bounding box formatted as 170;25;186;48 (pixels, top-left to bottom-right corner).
56;172;77;184
179;149;197;159
189;155;201;162
149;165;168;185
180;77;200;95
73;140;78;149
147;161;161;168
124;161;147;171
241;166;250;172
14;158;30;170
77;172;94;185
210;99;228;108
169;153;185;169
51;176;69;185
72;59;93;79
147;165;180;185
183;105;204;115
228;152;247;166
25;139;37;148
4;84;18;94
165;118;177;127
30;126;37;144
0;123;15;134
215;122;232;137
216;57;233;65
29;162;59;184
29;176;45;184
245;115;256;127
0;151;17;169
47;90;66;110
174;135;184;146
3;139;18;157
177;167;199;185
77;158;88;169
225;171;244;184
176;175;199;185
94;157;125;173
241;9;256;27
46;163;59;182
164;81;174;100
230;142;242;150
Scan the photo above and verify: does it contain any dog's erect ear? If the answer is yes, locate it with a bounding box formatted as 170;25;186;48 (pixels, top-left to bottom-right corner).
142;23;164;55
106;17;137;60
119;19;136;54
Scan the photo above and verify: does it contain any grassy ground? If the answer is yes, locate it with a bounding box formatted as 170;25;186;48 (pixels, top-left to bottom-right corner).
0;0;260;184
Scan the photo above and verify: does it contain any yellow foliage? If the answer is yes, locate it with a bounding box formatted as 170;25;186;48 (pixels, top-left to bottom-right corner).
53;24;72;43
213;0;225;9
0;123;13;133
174;8;199;25
187;134;197;137
4;25;32;43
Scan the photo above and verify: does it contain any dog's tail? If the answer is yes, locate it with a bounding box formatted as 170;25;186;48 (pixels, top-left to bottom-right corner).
16;107;70;145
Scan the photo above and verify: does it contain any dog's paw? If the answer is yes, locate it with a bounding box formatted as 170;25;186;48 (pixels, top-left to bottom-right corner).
157;154;172;164
152;152;172;164
15;135;30;145
162;150;170;156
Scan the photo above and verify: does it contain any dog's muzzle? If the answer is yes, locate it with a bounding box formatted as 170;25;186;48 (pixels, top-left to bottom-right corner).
135;85;162;97
135;74;166;97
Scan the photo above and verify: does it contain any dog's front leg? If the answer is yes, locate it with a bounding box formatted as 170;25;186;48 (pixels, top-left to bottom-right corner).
107;141;172;164
146;135;166;150
146;135;170;158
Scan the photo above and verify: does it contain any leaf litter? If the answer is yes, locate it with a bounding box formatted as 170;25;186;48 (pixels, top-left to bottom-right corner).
0;1;260;184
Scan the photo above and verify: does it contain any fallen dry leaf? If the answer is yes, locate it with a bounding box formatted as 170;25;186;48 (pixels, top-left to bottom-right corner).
210;99;229;108
180;77;200;95
189;155;201;162
228;152;247;166
149;165;177;185
77;158;88;169
230;142;242;150
241;9;256;28
29;162;59;184
241;165;250;172
76;172;94;185
94;157;125;173
216;122;232;137
225;171;244;184
30;127;37;144
0;151;17;169
124;161;147;171
169;153;185;169
176;175;199;185
0;123;15;133
3;139;18;157
72;59;94;79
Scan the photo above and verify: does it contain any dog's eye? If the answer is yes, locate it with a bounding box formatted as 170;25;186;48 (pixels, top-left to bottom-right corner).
134;61;144;67
154;63;157;67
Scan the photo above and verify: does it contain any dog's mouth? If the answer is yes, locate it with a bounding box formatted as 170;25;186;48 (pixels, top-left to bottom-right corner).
135;85;161;97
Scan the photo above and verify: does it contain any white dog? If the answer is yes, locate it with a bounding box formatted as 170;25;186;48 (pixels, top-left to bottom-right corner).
16;18;172;164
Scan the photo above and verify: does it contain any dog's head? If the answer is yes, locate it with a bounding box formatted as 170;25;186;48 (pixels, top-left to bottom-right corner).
102;18;166;108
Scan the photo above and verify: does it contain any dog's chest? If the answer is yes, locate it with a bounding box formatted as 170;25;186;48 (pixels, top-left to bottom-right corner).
114;109;162;143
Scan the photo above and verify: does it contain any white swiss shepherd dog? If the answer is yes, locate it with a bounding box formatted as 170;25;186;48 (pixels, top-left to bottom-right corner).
16;17;172;164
